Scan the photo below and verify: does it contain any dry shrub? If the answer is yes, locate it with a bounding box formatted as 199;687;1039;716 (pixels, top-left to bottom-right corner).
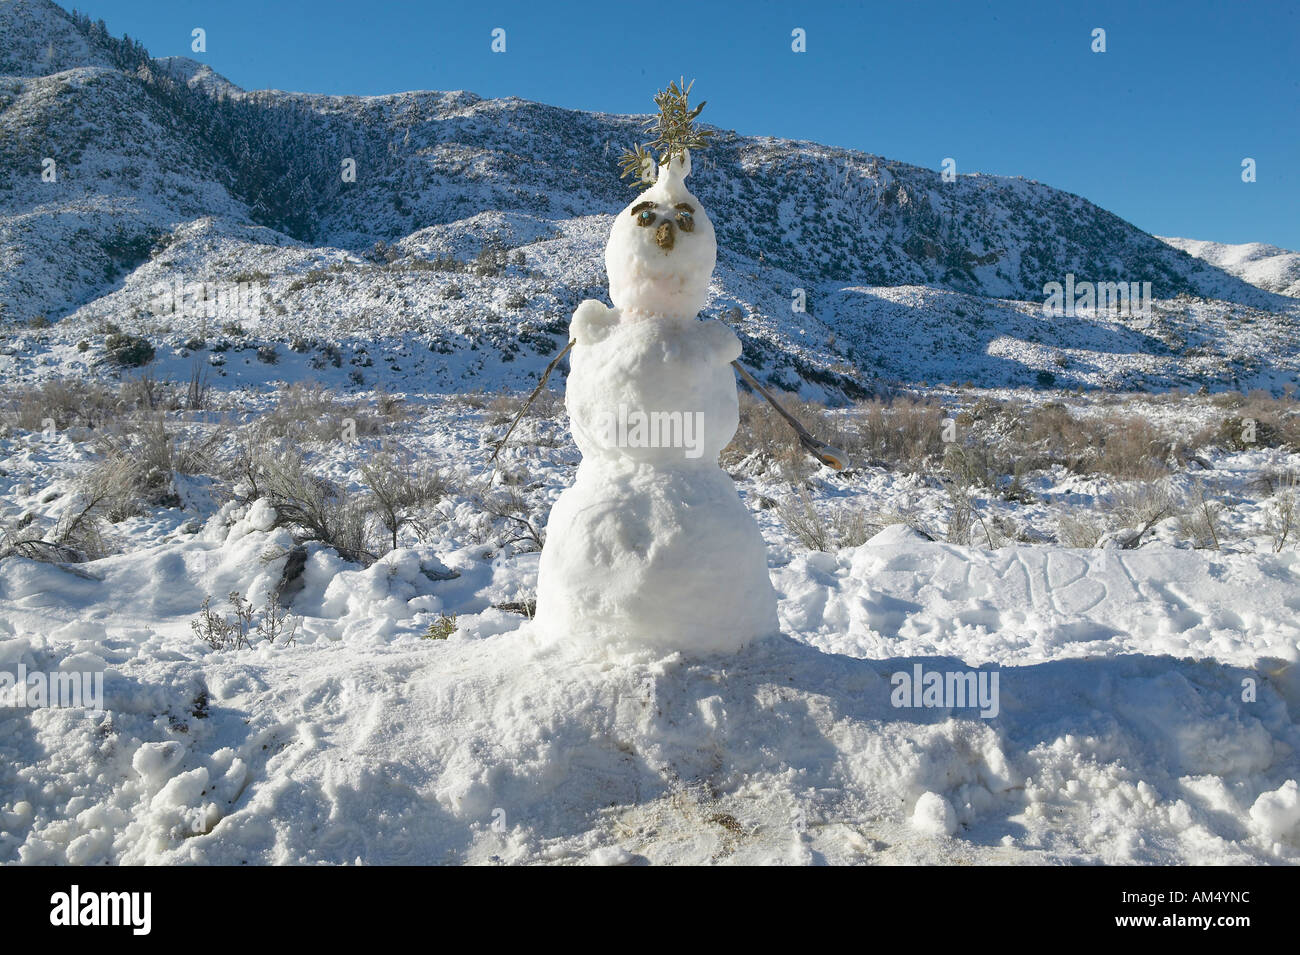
1176;479;1227;550
962;399;1171;480
258;383;391;443
254;446;374;564
484;387;564;429
1087;414;1173;480
120;370;182;412
455;390;491;410
95;415;225;509
9;378;124;431
475;479;548;551
1262;470;1298;552
777;490;886;551
1;456;139;562
1193;392;1300;452
360;450;449;551
844;395;948;472
725;389;812;476
725;388;854;478
777;490;832;551
1054;481;1179;550
236;441;450;564
730;391;947;476
1110;481;1179;547
1057;511;1105;548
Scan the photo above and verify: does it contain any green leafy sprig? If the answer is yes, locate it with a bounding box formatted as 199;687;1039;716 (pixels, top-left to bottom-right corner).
619;78;714;189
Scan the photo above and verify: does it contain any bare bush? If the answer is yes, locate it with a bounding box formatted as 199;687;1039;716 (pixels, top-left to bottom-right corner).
940;443;998;547
724;389;816;478
360;451;449;551
777;490;832;551
191;590;298;650
777;490;882;551
95;415;225;509
256;448;374;564
186;363;211;411
830;506;876;548
1109;481;1179;548
1192;392;1300;452
1176;480;1227;550
1;456;140;562
1088;414;1173;480
120;370;181;412
9;378;124;431
258;383;391;444
476;481;548;551
843;395;948;472
1263;470;1298;552
485;391;543;428
966;399;1172;480
1057;511;1105;548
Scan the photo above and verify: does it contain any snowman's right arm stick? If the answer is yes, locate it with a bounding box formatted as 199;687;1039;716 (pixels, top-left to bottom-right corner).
731;360;848;471
487;338;575;467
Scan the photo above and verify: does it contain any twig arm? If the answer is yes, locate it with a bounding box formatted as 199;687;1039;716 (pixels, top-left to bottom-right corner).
731;360;848;471
487;339;575;466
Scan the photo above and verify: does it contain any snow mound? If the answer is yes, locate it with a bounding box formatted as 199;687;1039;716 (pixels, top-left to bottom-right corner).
3;618;1296;864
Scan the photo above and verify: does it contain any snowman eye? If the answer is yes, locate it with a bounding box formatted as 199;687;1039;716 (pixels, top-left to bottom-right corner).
673;203;696;232
630;201;656;226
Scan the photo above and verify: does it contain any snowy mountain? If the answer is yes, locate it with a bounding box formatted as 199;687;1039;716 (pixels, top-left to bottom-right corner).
1159;236;1300;299
0;0;114;75
151;56;244;97
1;0;1297;400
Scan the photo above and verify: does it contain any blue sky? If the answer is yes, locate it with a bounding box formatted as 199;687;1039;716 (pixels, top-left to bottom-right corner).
73;0;1300;249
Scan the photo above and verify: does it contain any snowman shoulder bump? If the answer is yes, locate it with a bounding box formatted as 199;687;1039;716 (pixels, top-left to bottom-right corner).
571;299;617;345
698;318;742;363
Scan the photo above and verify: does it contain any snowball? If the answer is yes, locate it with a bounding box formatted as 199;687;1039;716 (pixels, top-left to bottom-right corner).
57;652;106;672
132;741;186;784
49;621;109;643
1249;780;1300;842
589;846;636;866
911;792;958;837
246;498;277;532
150;767;209;811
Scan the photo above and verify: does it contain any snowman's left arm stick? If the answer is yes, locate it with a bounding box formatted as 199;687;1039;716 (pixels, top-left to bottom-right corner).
731;360;849;471
487;338;575;467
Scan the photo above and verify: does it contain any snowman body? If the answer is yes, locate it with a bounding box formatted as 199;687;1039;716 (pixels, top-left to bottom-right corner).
534;153;779;654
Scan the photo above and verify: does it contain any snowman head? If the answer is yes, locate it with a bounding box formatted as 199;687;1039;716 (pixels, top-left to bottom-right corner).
605;150;716;318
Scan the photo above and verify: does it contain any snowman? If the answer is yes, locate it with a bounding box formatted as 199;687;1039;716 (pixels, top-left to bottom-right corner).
532;147;780;655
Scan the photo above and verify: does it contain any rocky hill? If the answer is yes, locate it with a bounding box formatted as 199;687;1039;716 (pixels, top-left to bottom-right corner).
1;0;1296;398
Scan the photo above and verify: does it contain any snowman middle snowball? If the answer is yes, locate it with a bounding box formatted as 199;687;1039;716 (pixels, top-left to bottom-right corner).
533;151;780;654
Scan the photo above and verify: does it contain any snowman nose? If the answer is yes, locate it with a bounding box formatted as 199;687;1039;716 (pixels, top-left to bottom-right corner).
655;219;675;251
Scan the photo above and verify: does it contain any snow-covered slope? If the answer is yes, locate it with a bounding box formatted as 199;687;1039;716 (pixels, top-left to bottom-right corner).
0;0;113;76
1160;236;1300;299
151;56;243;96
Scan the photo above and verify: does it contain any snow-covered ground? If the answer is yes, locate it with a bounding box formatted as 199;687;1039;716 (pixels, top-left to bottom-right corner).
2;388;1297;865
